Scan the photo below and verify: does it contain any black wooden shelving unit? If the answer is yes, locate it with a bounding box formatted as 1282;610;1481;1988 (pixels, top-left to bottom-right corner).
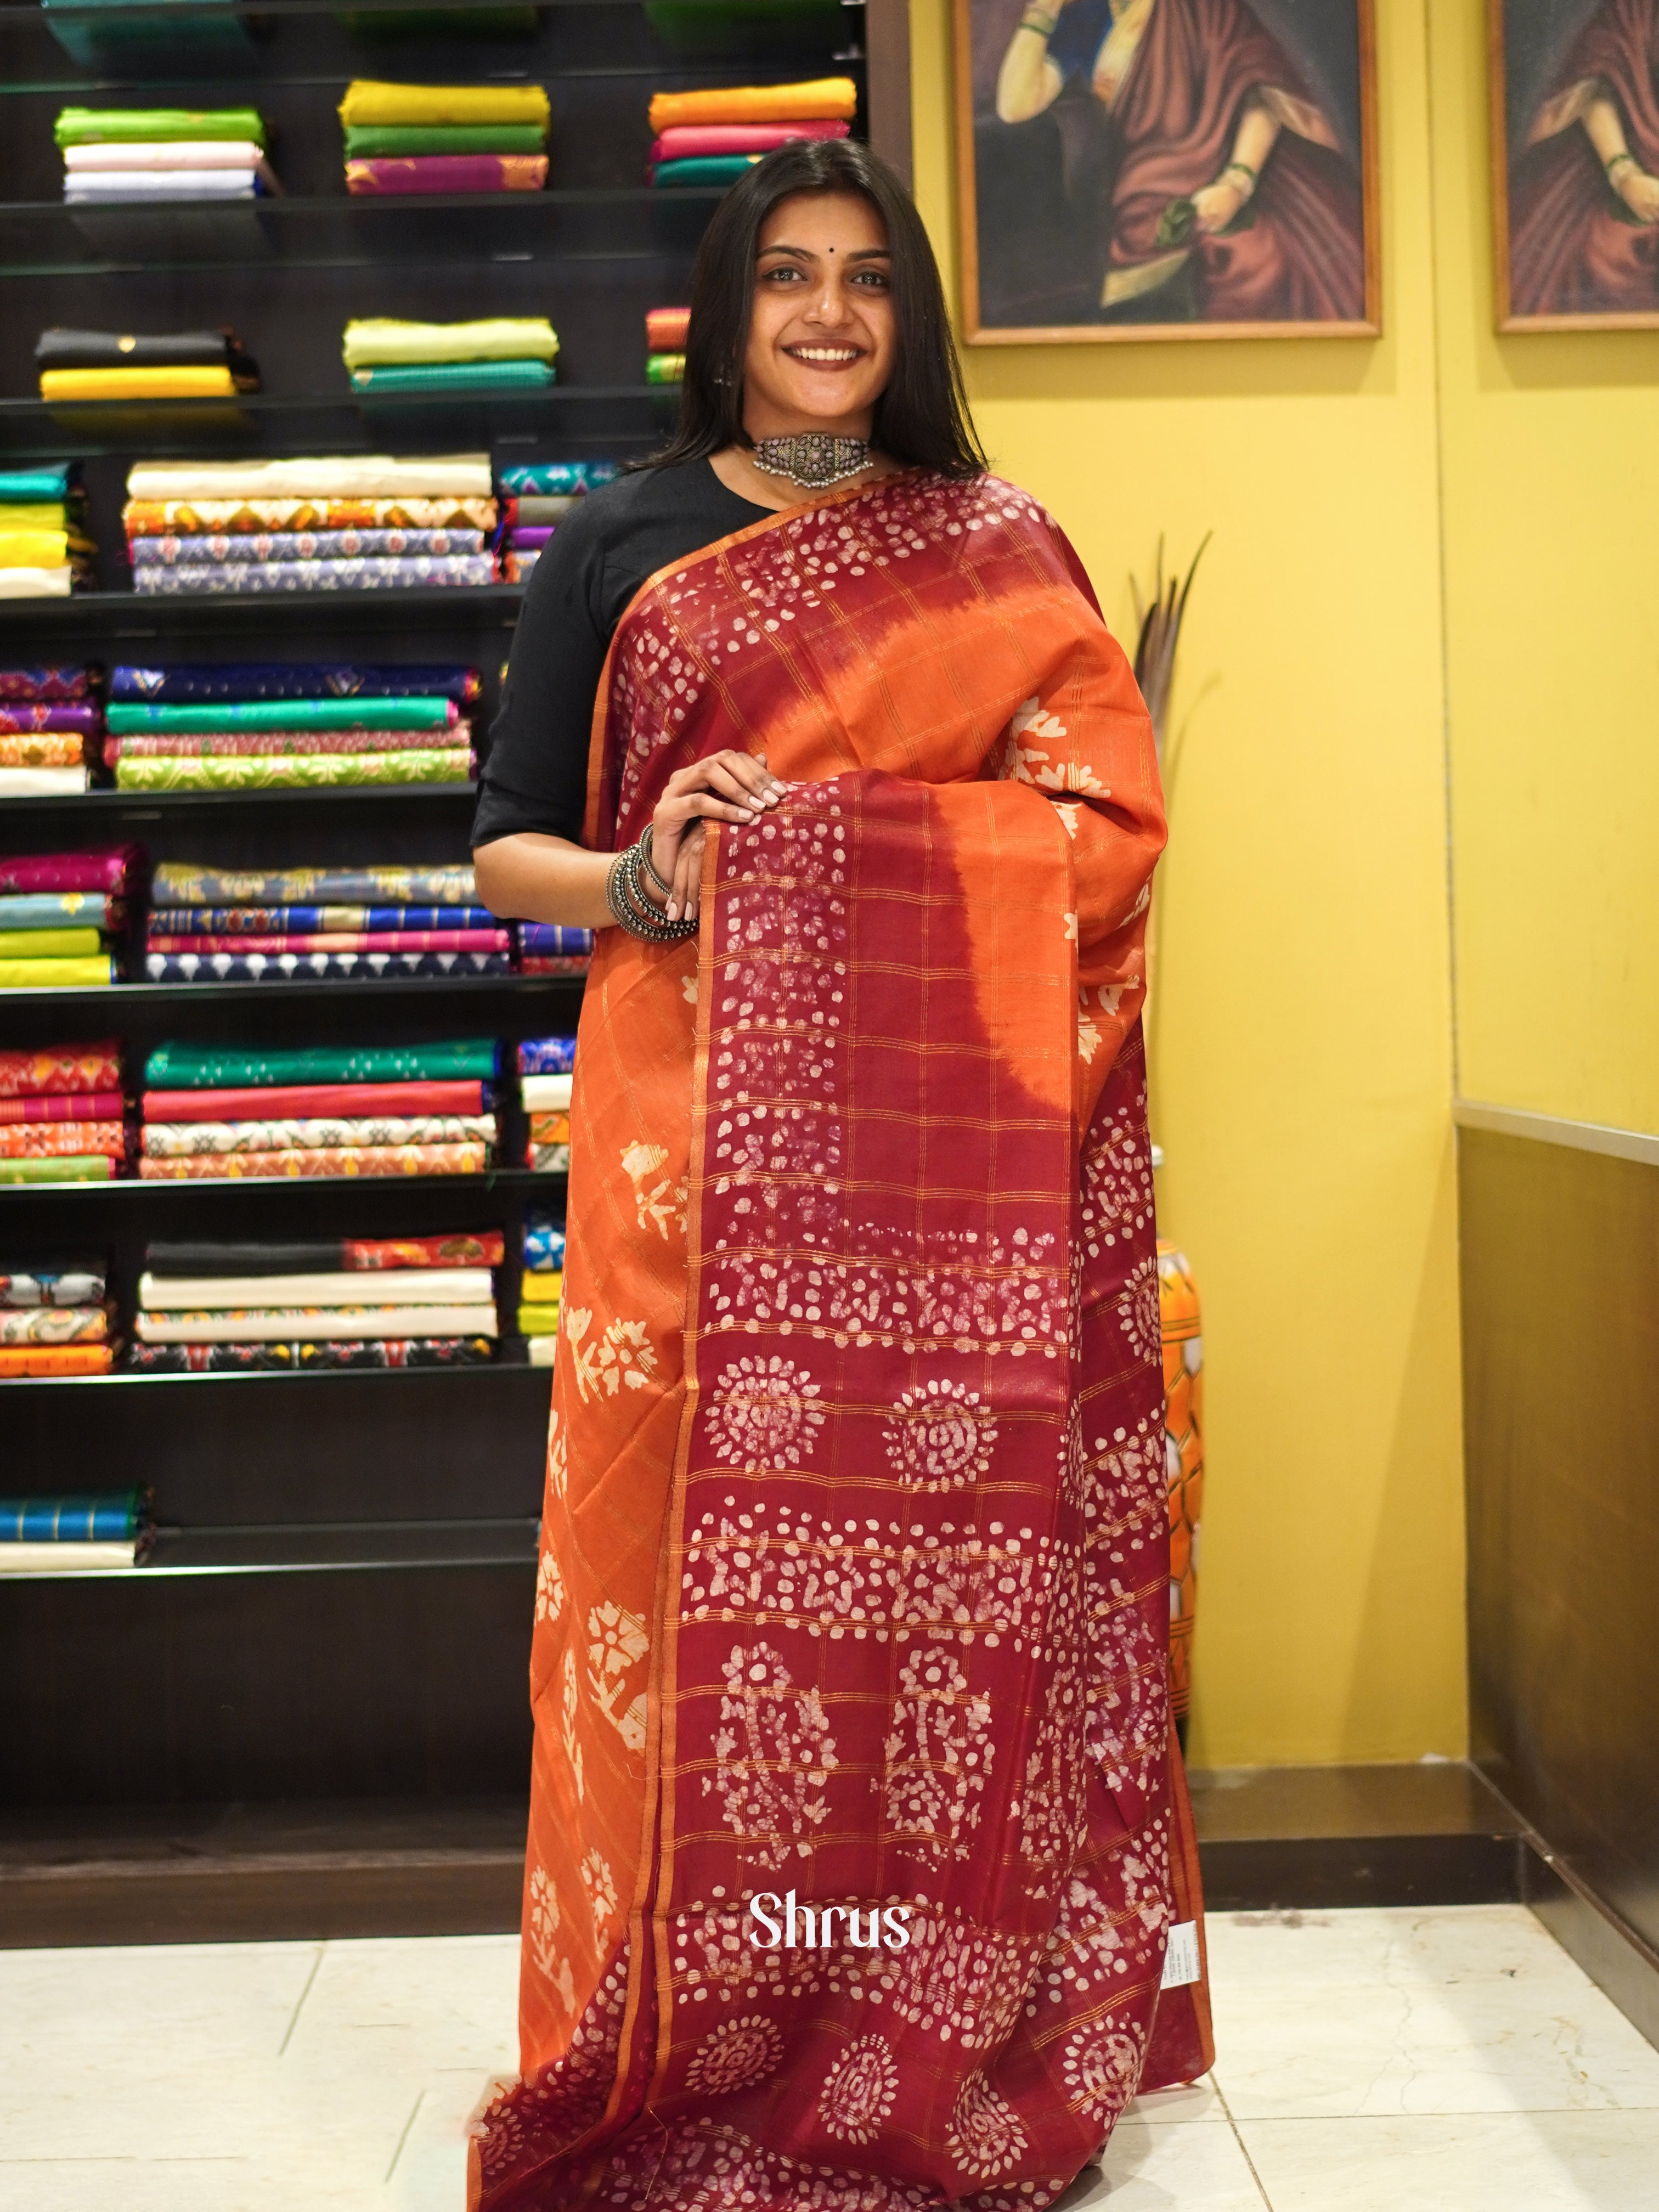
0;0;911;1923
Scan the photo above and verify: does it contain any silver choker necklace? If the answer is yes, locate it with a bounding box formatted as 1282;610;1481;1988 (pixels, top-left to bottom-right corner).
751;434;871;489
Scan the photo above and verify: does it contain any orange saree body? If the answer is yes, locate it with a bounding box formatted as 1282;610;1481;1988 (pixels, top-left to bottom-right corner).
471;470;1211;2212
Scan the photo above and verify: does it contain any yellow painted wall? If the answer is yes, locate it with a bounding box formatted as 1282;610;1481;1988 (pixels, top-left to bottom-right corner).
1429;5;1659;1136
911;0;1469;1764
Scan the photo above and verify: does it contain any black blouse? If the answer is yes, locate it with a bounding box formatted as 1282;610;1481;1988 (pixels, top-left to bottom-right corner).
470;458;772;850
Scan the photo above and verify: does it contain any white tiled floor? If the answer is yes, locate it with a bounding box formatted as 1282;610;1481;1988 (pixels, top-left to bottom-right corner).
4;1906;1657;2209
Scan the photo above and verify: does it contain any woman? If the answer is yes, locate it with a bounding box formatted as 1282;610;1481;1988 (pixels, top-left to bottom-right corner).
470;137;1210;2211
1508;0;1659;318
992;0;1365;322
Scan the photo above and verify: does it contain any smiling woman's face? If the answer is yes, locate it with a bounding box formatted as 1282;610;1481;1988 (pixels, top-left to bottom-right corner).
741;188;896;438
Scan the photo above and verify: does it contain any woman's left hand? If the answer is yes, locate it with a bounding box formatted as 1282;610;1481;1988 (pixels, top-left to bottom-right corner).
1190;176;1249;234
669;819;709;925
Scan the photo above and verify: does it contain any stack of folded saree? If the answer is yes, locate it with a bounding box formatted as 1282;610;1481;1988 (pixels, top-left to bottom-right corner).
338;81;550;194
645;306;688;387
496;459;617;580
144;859;503;977
127;1229;503;1370
37;326;260;406
0;1489;150;1572
122;454;498;595
138;1037;502;1180
43;0;255;72
55;107;281;203
0;465;93;600
517;1034;574;1170
517;1208;563;1366
110;682;478;793
650;113;849;189
0;845;135;989
515;924;591;976
343;318;557;400
0;664;103;795
646;78;856;185
0;1258;114;1376
0;1041;130;1185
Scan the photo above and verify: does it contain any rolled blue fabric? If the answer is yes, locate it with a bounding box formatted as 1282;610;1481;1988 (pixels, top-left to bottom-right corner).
517;1035;578;1074
523;1214;566;1272
0;465;73;501
1;1491;139;1542
498;462;618;496
112;663;479;705
517;925;593;955
149;905;494;935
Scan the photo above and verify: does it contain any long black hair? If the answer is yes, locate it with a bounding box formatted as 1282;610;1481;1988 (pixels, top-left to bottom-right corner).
644;139;986;480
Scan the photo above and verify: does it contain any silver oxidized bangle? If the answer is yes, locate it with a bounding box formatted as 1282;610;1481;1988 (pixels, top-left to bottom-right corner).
605;836;696;944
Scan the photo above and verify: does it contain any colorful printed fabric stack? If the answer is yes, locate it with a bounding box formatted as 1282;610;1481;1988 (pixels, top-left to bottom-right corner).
0;663;102;795
517;1035;574;1170
516;924;592;977
518;1209;563;1367
144;858;503;978
55;107;280;204
645;306;688;387
338;82;550;194
645;80;855;187
496;459;618;582
0;1490;150;1573
127;1229;503;1370
0;845;134;989
0;464;93;601
650;108;849;190
138;1037;501;1181
343;319;557;400
0;1041;129;1186
110;661;481;793
122;454;498;596
0;1259;114;1376
37;326;261;406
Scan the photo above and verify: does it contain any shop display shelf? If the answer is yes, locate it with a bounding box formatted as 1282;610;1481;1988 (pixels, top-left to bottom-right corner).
7;1516;541;1578
0;1358;548;1392
0;585;526;632
0;1168;562;1200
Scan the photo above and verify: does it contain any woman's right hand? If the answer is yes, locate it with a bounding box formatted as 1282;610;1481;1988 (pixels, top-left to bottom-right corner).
650;748;786;920
1617;166;1659;223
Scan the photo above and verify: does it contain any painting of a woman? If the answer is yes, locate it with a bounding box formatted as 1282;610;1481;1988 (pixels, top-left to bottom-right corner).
957;0;1378;338
1502;0;1659;323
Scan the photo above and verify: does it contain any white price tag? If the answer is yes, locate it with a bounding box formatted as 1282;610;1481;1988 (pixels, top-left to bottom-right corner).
1160;1921;1201;1989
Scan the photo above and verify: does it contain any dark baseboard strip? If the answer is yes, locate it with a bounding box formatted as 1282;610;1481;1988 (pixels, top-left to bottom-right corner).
1197;1830;1524;1913
1522;1846;1659;2055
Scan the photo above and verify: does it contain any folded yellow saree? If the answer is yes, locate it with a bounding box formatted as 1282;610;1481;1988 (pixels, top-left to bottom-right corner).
342;318;559;369
647;76;857;133
337;80;551;129
41;367;236;400
0;531;69;568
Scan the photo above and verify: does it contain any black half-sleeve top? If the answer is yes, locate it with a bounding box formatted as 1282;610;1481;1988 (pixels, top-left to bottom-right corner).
470;459;771;851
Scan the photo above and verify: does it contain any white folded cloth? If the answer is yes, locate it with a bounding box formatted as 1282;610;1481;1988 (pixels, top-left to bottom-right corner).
0;1543;136;1575
138;1267;494;1309
0;768;89;795
529;1336;556;1365
67;170;259;201
136;1305;500;1344
126;454;493;500
520;1073;574;1110
0;567;72;597
65;139;268;170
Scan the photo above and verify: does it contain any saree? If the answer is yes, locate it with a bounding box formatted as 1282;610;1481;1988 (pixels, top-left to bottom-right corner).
471;469;1211;2212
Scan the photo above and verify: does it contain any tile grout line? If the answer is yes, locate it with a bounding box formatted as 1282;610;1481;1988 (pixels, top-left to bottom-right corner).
277;1944;326;2057
386;2089;425;2185
1211;2076;1278;2212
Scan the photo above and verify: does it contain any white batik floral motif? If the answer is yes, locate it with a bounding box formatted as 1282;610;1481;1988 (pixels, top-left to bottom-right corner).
565;1307;660;1402
526;1864;575;2011
881;1377;998;1491
1003;697;1107;797
620;1140;685;1240
580;1847;619;1937
705;1355;825;1471
817;2033;898;2144
586;1600;650;1752
686;2013;783;2096
561;1645;584;1801
883;1647;995;1863
1115;1254;1161;1368
703;1640;838;1867
546;1407;568;1502
946;2071;1029;2181
535;1547;565;1624
1080;1092;1154;1261
1061;2021;1146;2124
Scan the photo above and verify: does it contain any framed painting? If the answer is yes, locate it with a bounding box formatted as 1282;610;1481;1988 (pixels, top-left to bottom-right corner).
1491;0;1659;329
952;0;1380;343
